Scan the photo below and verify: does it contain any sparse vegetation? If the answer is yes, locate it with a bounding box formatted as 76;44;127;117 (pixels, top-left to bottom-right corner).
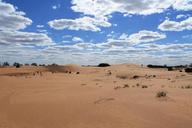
156;91;167;98
185;85;192;89
142;85;148;88
114;86;121;90
181;85;192;89
123;84;129;88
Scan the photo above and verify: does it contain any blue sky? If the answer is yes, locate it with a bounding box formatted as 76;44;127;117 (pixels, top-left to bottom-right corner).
0;0;192;65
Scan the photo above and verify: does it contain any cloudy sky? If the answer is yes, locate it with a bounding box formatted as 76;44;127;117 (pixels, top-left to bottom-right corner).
0;0;192;65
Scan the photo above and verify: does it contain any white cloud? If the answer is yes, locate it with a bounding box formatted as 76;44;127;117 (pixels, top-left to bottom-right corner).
62;35;72;39
48;16;111;32
105;30;166;46
71;0;192;17
0;1;54;47
37;29;48;34
52;4;61;10
0;31;54;46
173;0;192;11
72;37;84;42
158;17;192;31
128;30;166;44
0;1;32;31
49;0;192;32
176;14;187;19
36;25;44;28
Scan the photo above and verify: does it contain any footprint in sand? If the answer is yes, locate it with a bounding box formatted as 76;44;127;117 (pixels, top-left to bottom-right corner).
94;98;115;104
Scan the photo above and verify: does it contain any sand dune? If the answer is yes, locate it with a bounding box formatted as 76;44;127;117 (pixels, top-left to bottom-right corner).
0;64;192;128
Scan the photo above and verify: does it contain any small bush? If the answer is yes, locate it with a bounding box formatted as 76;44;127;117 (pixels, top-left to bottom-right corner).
156;91;167;98
133;75;139;79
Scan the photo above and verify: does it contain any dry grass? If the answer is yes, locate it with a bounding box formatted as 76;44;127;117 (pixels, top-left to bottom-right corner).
156;91;167;98
116;74;129;79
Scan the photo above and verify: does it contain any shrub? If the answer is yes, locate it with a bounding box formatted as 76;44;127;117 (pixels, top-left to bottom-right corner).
156;91;167;98
98;63;111;67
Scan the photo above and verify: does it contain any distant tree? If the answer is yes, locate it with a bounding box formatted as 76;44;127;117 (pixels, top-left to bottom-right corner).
98;63;111;67
185;68;192;73
13;62;21;68
39;64;46;66
3;62;9;67
31;63;38;66
51;63;58;66
25;63;30;66
190;63;192;67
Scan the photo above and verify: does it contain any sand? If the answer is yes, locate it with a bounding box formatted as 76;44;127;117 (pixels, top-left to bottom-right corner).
0;64;192;128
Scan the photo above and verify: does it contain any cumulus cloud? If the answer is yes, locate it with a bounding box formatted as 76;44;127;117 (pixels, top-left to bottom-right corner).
105;30;166;46
176;14;188;19
173;0;192;11
0;1;54;47
48;16;111;31
0;1;32;31
158;17;192;31
0;31;53;46
126;30;166;44
71;0;192;17
48;0;192;32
